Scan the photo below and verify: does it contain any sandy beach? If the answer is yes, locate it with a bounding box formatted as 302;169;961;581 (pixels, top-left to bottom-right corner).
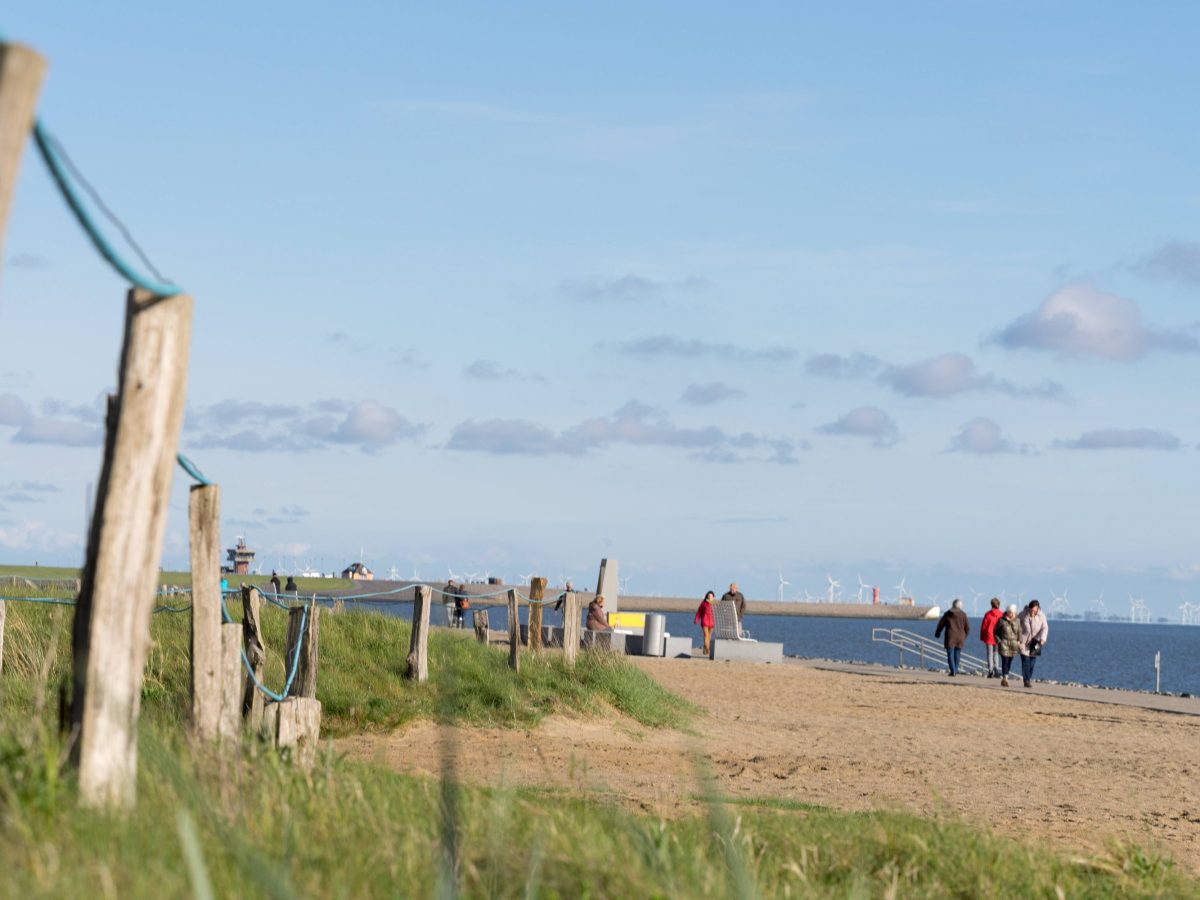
337;658;1200;872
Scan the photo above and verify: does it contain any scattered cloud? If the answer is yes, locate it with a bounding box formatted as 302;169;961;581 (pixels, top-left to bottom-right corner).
816;406;899;448
1054;428;1181;451
0;393;32;427
947;418;1029;455
992;283;1199;361
464;359;519;381
561;274;707;304
0;519;80;553
279;505;309;518
189;399;423;453
12;418;103;447
804;353;883;379
1134;241;1200;286
1;480;60;504
448;400;802;464
880;353;1067;400
391;347;426;369
610;335;797;363
680;382;745;405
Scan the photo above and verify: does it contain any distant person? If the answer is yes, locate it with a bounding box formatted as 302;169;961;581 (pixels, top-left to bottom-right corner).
454;585;470;629
1018;599;1049;688
694;590;716;655
980;597;1003;678
269;571;281;597
994;604;1021;687
553;580;574;622
721;582;747;625
442;579;459;628
934;598;969;676
284;575;298;596
586;594;612;631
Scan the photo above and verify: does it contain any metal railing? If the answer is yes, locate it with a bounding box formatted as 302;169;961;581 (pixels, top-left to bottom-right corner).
871;627;990;675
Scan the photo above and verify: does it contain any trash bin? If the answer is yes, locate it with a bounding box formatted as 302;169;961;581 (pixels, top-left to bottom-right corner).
642;613;666;657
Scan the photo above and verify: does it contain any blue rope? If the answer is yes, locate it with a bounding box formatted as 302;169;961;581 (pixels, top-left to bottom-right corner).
31;120;184;297
240;605;308;703
0;594;191;613
176;452;210;486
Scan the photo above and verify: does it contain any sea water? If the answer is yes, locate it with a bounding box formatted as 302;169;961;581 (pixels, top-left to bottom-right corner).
347;601;1200;696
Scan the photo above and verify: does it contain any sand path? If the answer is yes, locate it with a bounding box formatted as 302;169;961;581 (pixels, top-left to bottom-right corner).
335;659;1200;871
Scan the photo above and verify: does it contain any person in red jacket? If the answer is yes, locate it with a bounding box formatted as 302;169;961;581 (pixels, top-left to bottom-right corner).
694;590;716;655
979;597;1003;678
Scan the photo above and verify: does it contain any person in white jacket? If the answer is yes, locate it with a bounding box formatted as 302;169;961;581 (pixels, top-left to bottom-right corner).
1018;599;1049;688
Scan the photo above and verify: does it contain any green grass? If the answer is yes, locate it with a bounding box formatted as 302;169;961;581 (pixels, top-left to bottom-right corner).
0;593;1195;897
0;563;358;594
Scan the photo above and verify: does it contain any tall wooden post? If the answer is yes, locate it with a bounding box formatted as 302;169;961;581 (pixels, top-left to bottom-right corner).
241;586;266;723
407;585;431;682
528;577;546;651
217;622;243;742
188;484;221;741
284;597;319;699
0;41;47;272
69;287;193;808
507;589;520;673
562;592;580;667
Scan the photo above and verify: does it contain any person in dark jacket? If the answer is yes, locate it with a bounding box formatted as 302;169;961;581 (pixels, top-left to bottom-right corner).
269;571;281;597
721;582;747;626
934;598;970;676
979;597;1003;678
586;594;611;631
284;575;298;596
993;604;1021;686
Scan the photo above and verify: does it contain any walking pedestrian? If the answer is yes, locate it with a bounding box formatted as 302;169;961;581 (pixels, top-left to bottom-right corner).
694;590;716;655
721;582;747;628
994;604;1021;686
934;598;970;676
442;578;459;628
1018;599;1049;688
980;597;1003;677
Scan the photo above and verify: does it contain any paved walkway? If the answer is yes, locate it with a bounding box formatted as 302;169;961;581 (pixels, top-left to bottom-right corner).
793;658;1200;717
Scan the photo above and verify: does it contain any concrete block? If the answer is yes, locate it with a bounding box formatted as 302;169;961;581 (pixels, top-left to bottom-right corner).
663;635;693;658
582;630;626;653
711;639;784;664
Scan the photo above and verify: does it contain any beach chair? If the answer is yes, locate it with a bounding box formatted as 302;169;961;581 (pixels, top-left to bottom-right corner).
714;600;755;642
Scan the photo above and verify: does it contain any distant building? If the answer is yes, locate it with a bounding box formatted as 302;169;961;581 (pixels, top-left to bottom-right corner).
342;562;374;581
224;537;255;575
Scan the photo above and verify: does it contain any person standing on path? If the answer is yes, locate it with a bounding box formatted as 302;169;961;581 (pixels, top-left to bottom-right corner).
993;604;1021;686
553;580;574;624
721;582;747;629
980;597;1003;677
442;579;459;628
1018;599;1049;688
269;571;281;598
694;590;716;655
934;598;970;676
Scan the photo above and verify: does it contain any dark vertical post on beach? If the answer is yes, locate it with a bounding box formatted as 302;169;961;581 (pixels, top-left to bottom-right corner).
407;584;431;682
69;287;193;809
188;484;221;741
285;599;319;698
528;577;546;650
241;586;266;723
507;588;521;672
561;592;580;666
0;40;46;273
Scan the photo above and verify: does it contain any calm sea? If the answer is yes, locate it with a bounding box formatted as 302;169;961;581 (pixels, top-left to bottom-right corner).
347;601;1200;696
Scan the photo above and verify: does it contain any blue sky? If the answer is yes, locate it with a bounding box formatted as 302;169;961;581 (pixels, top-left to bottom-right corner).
2;3;1200;619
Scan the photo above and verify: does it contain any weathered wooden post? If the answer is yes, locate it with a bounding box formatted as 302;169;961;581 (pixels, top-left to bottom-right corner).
0;598;6;674
507;588;520;673
273;696;322;770
188;484;221;741
471;609;489;644
217;623;243;742
241;586;266;723
562;592;580;667
0;40;47;270
284;596;319;699
527;577;547;651
69;287;193;808
407;584;431;682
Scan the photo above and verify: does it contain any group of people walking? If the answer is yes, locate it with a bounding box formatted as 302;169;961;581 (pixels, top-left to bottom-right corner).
693;583;747;655
935;597;1049;687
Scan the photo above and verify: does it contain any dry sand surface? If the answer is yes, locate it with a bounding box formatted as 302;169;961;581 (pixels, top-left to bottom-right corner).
336;659;1200;871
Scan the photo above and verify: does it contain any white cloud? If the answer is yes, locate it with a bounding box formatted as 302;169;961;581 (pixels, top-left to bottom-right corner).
0;519;81;553
0;393;32;427
331;401;422;449
12;418;103;447
947;418;1028;455
993;283;1199;361
1054;428;1181;451
680;382;745;405
816;406;899;448
880;353;1066;400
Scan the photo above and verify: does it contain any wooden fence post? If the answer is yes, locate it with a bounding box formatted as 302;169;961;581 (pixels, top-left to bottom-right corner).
507;589;520;672
562;592;580;667
274;696;322;771
241;586;266;723
406;585;431;682
188;484;221;742
284;598;319;699
0;41;47;272
528;577;546;651
69;287;193;808
471;609;489;643
217;622;243;742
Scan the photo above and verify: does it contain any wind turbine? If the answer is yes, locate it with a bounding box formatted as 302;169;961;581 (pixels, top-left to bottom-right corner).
1091;593;1106;619
968;587;986;615
1178;601;1195;626
894;576;908;603
518;572;534;586
826;574;842;603
857;575;869;604
619;575;632;595
1050;589;1070;618
778;571;791;602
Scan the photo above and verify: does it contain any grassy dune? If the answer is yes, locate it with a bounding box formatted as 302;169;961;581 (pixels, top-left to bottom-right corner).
0;594;1192;897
